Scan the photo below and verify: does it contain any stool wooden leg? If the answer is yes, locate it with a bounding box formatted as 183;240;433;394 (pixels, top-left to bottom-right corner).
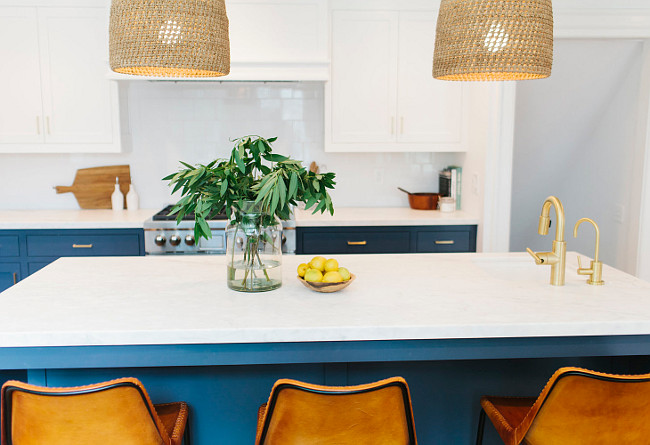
476;408;486;445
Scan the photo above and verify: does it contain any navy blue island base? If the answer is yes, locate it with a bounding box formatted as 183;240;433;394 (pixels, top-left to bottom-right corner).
1;336;649;444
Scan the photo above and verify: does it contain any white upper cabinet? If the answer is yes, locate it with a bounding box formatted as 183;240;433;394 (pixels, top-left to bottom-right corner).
0;8;43;144
397;12;464;145
326;5;468;152
0;6;120;153
330;11;398;143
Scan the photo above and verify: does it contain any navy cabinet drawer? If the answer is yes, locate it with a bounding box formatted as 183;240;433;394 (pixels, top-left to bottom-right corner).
27;234;141;257
28;262;52;275
416;230;471;253
0;263;20;293
301;230;410;254
0;236;19;257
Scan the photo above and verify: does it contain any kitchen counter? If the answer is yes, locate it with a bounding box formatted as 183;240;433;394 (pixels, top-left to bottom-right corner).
293;207;478;226
0;209;157;229
2;252;648;444
0;207;477;229
1;252;648;348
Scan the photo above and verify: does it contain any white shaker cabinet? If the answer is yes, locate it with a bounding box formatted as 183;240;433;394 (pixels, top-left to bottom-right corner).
326;8;468;152
0;7;120;153
329;11;398;144
0;8;43;145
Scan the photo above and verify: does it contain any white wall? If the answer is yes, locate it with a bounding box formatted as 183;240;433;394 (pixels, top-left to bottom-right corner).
0;81;464;211
509;39;645;273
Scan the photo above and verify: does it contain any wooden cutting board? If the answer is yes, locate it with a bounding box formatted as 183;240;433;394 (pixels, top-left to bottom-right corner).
55;165;131;209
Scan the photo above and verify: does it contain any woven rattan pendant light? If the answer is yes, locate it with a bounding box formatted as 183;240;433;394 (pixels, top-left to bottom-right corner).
109;0;230;77
433;0;553;81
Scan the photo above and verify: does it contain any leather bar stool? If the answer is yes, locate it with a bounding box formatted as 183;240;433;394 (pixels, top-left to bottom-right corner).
476;366;650;445
1;377;189;445
255;376;417;445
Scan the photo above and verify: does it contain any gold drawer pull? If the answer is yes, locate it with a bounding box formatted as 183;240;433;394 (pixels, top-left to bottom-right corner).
435;240;455;245
72;244;93;248
13;272;17;285
347;241;367;246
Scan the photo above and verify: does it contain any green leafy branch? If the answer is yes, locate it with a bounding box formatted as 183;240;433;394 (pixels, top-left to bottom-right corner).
163;136;336;240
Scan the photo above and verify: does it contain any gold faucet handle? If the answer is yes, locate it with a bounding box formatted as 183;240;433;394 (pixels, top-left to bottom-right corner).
526;247;544;264
576;255;594;276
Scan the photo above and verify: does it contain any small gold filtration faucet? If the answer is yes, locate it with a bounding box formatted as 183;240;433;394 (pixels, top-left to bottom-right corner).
526;196;567;286
573;217;604;285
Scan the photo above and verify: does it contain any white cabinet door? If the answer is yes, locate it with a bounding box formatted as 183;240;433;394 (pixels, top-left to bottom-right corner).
397;12;464;146
326;7;468;152
329;10;399;144
0;8;44;144
38;8;114;144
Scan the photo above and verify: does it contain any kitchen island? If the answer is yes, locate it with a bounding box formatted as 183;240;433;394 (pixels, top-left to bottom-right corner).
1;253;649;444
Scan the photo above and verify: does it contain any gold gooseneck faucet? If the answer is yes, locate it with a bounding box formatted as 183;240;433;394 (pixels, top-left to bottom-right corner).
526;196;567;286
573;217;604;285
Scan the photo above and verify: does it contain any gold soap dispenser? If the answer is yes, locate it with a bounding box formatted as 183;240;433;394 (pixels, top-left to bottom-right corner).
573;217;604;285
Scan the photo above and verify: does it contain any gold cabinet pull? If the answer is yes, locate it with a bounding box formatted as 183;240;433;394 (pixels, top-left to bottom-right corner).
435;240;455;245
12;272;17;285
347;241;367;246
46;116;51;135
72;244;93;248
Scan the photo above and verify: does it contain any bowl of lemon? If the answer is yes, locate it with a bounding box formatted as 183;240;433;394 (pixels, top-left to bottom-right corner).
297;256;355;293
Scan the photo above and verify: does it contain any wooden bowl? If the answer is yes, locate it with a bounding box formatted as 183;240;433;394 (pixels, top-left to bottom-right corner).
298;274;356;293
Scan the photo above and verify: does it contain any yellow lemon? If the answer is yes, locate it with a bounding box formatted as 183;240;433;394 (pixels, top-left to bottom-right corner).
324;258;339;273
309;256;326;272
338;267;351;281
297;263;309;277
322;271;343;283
304;269;323;282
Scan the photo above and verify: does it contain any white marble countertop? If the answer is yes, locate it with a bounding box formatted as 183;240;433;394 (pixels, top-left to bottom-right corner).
294;207;478;226
0;207;477;230
0;209;157;229
0;252;649;347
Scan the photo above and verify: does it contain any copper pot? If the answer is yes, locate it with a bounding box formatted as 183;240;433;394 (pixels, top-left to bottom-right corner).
398;187;440;210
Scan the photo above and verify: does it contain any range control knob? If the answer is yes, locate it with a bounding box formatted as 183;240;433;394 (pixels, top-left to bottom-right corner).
154;235;166;246
185;235;195;246
169;235;181;246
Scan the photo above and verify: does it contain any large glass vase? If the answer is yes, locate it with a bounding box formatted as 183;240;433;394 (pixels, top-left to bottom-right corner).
225;201;283;292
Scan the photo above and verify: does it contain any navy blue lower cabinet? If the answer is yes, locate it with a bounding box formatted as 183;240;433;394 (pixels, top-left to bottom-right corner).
0;263;20;293
416;227;474;253
296;225;477;254
26;233;142;257
0;229;144;292
0;235;20;257
301;228;411;254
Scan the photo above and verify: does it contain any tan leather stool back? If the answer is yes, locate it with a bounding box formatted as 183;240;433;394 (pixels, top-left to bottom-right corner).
526;369;650;444
256;377;417;445
1;378;187;445
479;367;650;445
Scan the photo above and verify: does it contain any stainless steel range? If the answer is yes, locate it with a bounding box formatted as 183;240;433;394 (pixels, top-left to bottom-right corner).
144;205;295;255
